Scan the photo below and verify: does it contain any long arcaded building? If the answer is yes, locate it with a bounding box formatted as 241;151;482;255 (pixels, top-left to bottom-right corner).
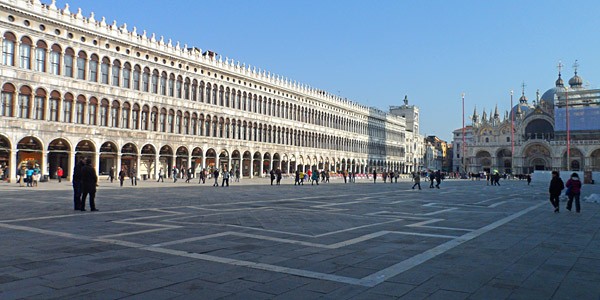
0;0;422;182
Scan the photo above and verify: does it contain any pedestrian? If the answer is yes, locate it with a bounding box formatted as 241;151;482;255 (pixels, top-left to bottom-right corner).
19;166;26;187
526;174;531;186
118;167;126;187
565;173;582;213
429;172;435;188
343;170;348;183
412;172;422;190
199;168;205;184
390;171;395;184
56;167;63;183
435;170;442;189
383;171;388;183
186;167;192;183
213;169;220;187
72;159;84;210
235;169;240;182
26;167;34;187
311;170;319;185
299;170;305;185
276;169;282;185
295;169;300;186
548;170;564;213
172;166;178;183
130;167;137;186
372;169;377;183
270;169;275;185
157;168;164;182
80;158;99;211
222;169;229;187
109;166;114;183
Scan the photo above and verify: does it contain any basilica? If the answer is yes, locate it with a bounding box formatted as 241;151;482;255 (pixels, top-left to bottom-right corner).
0;0;424;182
453;64;600;181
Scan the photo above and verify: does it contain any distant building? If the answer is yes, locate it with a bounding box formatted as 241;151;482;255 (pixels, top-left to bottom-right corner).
452;63;600;176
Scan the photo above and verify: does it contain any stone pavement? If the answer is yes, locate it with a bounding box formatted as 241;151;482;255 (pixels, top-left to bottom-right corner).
1;177;599;299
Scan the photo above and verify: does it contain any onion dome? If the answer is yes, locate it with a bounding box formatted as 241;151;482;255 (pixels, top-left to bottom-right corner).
569;72;583;88
555;73;564;87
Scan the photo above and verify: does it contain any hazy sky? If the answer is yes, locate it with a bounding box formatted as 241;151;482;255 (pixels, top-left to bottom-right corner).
54;0;600;141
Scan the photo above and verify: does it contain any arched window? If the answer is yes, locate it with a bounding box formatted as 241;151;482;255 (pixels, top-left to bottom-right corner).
122;102;130;129
62;93;73;123
1;83;15;117
225;88;230;107
175;111;182;134
63;47;74;77
132;65;141;90
88;97;98;125
111;59;121;86
150;107;158;131
167;109;174;133
191;113;197;135
142;67;150;92
89;54;99;82
19;36;32;69
49;90;60;121
35;40;47;72
183;77;190;100
183;112;189;134
2;32;16;66
141;105;150;130
33;88;45;120
132;104;140;130
160;72;167;95
18;86;32;119
168;73;175;97
151;69;159;93
76;51;86;79
100;57;110;84
212;85;217;105
219;86;224;106
49;44;62;75
176;76;183;98
205;115;211;136
75;95;85;124
191;80;198;101
160;108;167;132
110;100;120;127
485;137;489;143
199;81;204;102
206;83;212;104
99;99;109;126
122;62;131;88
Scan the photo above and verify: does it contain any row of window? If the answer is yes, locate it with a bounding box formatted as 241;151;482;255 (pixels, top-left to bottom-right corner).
0;83;405;157
1;32;405;140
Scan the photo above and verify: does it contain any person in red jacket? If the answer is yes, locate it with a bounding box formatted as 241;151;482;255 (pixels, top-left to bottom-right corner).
565;172;582;213
56;167;63;183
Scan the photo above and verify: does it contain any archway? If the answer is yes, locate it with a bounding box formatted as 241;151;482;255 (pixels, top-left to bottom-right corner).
100;141;118;176
563;148;584;171
522;144;551;173
272;153;280;171
159;145;174;177
231;150;241;175
17;137;43;178
0;135;11;180
253;152;261;176
263;152;271;173
205;148;217;171
496;149;512;174
218;150;229;171
48;138;71;179
121;143;138;176
191;147;203;172
176;146;189;171
475;150;492;173
289;155;296;174
242;151;251;177
75;140;96;170
591;149;600;171
141;144;156;180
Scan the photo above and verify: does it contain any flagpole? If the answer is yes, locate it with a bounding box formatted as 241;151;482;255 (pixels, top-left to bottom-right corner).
462;93;466;175
510;90;514;174
566;86;570;171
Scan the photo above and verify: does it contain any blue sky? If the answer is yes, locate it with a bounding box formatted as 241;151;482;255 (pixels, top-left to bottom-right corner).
55;0;600;141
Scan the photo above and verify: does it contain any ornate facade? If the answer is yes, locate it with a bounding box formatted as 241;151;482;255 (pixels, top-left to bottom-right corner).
0;0;419;182
452;64;600;177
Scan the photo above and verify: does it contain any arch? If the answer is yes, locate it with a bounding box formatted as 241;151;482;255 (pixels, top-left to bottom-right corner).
17;136;44;178
205;148;217;171
242;151;252;177
522;143;552;173
218;149;230;171
562;147;584;171
590;148;600;172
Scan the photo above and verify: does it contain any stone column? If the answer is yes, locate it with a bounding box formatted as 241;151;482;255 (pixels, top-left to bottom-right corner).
41;150;48;179
68;150;75;182
9;148;17;183
116;153;122;178
94;152;100;177
136;154;141;180
154;153;160;180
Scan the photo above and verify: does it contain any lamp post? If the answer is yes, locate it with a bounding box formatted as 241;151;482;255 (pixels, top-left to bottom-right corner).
566;86;570;171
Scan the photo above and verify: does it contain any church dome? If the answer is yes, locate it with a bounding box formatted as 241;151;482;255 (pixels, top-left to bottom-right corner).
555;76;564;87
569;73;583;88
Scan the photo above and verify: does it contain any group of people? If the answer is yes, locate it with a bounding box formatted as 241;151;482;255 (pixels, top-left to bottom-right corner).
72;158;99;211
549;171;583;213
9;165;43;187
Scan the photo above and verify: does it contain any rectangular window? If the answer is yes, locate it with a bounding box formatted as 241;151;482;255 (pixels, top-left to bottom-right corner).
89;60;98;82
64;55;73;77
121;109;129;129
62;101;72;123
88;104;97;125
142;111;148;130
160;114;166;132
49;98;58;121
168;79;174;97
151;75;158;93
111;65;119;86
111;107;118;127
2;40;14;66
35;48;45;72
133;71;140;90
18;94;29;118
176;81;182;98
168;114;174;133
19;44;31;69
1;92;13;116
101;64;109;84
49;52;60;75
160;77;167;95
132;110;139;129
122;69;130;88
142;73;149;92
76;57;85;79
100;106;108;126
33;96;44;120
76;102;84;124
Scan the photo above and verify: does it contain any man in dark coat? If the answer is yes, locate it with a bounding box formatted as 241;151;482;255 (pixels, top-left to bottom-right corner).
72;159;84;210
548;170;564;213
80;158;99;211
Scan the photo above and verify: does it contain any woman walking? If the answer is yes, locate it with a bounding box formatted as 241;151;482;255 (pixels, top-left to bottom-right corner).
565;173;582;213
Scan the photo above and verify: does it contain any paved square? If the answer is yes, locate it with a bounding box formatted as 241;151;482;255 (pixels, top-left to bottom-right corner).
1;178;600;299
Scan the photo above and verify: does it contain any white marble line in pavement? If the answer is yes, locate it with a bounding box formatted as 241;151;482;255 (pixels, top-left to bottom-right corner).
357;201;546;287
